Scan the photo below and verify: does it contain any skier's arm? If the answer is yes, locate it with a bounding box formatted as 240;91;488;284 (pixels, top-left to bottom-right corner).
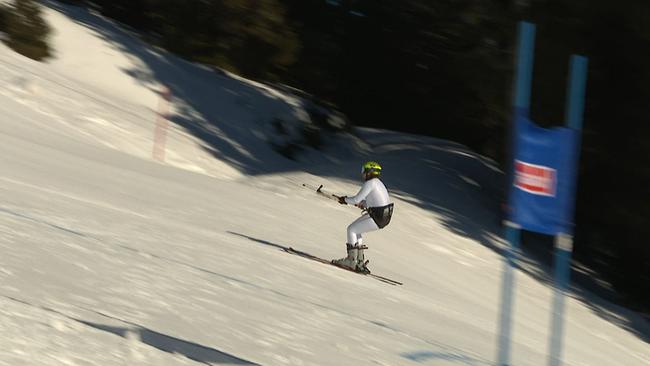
344;181;373;205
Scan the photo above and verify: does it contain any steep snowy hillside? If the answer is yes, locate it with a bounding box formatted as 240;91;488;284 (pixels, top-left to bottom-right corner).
0;2;648;366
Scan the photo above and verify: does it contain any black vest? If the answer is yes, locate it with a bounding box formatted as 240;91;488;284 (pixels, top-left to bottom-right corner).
368;203;394;229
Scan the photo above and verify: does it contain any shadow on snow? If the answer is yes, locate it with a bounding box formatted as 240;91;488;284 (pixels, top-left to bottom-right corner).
3;296;258;365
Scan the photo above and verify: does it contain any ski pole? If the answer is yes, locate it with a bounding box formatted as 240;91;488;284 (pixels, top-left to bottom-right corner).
302;183;341;202
302;183;366;211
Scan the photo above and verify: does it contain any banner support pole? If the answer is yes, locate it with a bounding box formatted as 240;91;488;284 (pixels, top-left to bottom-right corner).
497;21;536;366
547;55;588;366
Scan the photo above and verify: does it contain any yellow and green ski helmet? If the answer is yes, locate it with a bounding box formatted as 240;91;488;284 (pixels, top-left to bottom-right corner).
361;161;382;177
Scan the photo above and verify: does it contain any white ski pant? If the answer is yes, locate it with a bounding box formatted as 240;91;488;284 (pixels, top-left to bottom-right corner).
347;213;379;245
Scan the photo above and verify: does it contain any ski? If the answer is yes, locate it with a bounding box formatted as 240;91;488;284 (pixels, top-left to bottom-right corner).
284;247;403;286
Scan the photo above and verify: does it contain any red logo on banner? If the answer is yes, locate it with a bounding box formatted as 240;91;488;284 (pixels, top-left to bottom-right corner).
514;160;556;196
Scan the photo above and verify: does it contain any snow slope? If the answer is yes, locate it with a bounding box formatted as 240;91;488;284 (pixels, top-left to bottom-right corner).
0;2;648;365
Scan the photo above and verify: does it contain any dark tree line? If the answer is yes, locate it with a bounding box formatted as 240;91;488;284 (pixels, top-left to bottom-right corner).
2;0;649;312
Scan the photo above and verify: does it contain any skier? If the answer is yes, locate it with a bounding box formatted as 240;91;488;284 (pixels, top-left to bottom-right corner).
333;161;394;273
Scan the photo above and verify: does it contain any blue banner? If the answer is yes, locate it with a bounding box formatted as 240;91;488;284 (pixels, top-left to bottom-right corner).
508;108;581;235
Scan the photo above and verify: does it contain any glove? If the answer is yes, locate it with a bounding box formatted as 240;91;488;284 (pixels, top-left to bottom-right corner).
337;196;347;205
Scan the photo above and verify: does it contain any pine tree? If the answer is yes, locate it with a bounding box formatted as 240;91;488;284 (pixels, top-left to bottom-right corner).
3;0;51;61
223;0;300;80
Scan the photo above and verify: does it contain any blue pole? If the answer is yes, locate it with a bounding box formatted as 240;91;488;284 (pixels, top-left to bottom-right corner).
506;22;536;188
497;21;536;366
548;55;588;366
507;21;536;185
548;234;574;366
514;22;536;111
497;222;521;366
565;56;588;130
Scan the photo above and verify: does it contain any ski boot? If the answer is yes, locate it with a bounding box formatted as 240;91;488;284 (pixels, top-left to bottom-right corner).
332;243;370;273
356;245;370;274
332;243;359;270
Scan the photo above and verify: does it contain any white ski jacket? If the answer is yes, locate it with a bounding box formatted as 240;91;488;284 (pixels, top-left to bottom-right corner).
344;178;391;208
